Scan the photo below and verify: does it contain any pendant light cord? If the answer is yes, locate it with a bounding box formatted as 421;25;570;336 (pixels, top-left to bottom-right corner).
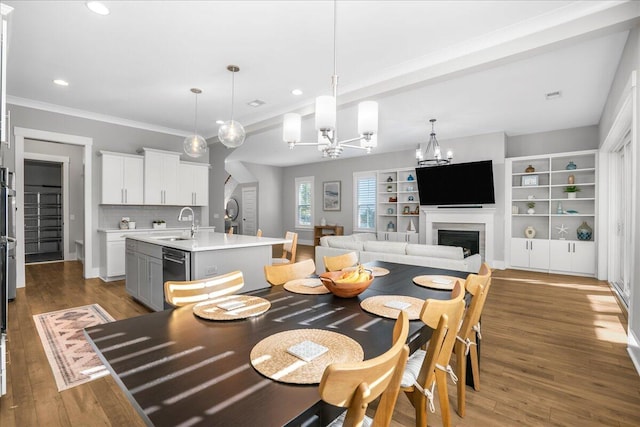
193;92;198;135
230;71;236;121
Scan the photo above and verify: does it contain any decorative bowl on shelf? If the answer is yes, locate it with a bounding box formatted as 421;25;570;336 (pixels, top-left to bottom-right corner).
319;269;374;298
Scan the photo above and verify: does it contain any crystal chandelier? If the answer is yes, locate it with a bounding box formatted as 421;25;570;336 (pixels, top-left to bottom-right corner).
218;65;246;148
416;119;452;167
183;88;208;158
282;0;378;159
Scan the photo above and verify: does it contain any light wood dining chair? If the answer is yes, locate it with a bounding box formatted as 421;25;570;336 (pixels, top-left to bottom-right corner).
263;259;316;286
256;229;263;237
164;270;244;307
271;231;298;265
320;310;410;427
400;280;465;427
323;251;358;272
454;267;492;417
478;262;491;276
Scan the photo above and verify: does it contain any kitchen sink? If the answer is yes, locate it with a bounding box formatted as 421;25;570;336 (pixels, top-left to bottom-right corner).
156;236;190;241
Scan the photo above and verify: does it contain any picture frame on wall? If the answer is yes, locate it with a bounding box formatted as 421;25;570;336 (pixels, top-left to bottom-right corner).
323;181;341;211
521;175;539;186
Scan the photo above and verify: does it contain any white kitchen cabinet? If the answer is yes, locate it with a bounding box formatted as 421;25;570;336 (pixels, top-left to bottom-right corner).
510;238;549;270
125;240;138;296
140;148;181;205
178;162;209;206
100;151;144;205
398;232;419;243
549;240;595;275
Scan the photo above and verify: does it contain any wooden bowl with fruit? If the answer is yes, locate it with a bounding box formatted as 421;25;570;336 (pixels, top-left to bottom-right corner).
319;265;374;298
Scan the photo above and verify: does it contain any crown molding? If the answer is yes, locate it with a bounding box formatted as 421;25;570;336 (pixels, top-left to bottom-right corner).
7;96;190;137
1;4;13;16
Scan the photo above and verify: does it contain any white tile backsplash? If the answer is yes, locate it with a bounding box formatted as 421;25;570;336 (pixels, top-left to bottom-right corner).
99;205;203;229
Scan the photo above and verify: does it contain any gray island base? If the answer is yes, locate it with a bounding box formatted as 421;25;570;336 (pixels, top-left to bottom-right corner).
124;231;289;311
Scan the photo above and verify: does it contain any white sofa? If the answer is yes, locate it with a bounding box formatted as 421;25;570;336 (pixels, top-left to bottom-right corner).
315;233;482;274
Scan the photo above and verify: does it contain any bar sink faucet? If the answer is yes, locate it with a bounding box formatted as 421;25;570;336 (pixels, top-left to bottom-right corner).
178;207;197;238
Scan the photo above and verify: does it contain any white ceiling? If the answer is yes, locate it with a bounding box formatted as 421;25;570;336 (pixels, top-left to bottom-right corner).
4;1;638;166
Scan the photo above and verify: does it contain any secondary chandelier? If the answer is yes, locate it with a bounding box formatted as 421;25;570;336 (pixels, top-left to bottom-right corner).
218;65;246;148
183;88;208;158
416;119;452;167
282;0;378;159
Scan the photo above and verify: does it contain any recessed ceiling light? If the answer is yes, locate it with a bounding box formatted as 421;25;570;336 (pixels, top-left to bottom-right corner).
86;1;110;16
53;79;69;86
216;120;224;125
545;91;562;100
247;99;266;108
291;89;303;96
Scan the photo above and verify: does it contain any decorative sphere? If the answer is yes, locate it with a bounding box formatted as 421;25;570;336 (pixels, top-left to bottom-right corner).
218;120;246;148
183;134;208;158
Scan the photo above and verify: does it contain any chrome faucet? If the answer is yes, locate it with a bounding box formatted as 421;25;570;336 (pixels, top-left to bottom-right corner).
178;206;197;238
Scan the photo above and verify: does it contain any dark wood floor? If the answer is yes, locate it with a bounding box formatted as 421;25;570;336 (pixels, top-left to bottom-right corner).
2;246;639;426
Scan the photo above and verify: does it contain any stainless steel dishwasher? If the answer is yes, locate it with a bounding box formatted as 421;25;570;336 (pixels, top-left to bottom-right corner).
162;247;191;309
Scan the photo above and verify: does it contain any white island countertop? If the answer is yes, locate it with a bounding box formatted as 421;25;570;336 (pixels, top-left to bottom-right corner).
125;230;289;252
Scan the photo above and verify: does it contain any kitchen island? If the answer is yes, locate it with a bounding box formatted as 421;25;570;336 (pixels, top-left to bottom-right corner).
125;230;289;311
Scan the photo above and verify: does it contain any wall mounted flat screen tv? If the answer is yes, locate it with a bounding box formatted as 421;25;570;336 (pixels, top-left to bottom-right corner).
415;160;495;206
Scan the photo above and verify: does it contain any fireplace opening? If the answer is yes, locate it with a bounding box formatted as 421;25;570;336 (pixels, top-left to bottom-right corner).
438;230;480;258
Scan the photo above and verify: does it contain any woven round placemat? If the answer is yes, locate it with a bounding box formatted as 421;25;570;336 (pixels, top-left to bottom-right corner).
343;266;390;277
412;275;462;291
360;295;424;320
192;295;271;321
250;329;364;384
284;278;330;295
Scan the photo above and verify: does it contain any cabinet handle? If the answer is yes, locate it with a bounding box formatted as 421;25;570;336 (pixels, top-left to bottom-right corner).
125;188;128;203
530;241;533;251
526;241;528;250
573;243;576;253
568;242;571;253
121;188;124;203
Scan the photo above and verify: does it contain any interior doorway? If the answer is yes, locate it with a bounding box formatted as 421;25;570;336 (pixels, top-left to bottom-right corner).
23;159;64;263
242;186;257;236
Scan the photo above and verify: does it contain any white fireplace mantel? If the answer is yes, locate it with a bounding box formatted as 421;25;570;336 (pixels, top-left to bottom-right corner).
422;207;496;265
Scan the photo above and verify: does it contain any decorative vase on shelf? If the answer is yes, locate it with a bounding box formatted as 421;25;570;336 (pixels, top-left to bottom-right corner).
387;221;395;232
320;217;327;226
524;226;536;239
386;176;393;182
566;161;577;170
577;221;592;241
527;208;535;215
387;185;393;192
525;165;535;173
567;192;577;199
568;174;575;185
387;207;394;214
556;202;563;214
407;174;414;181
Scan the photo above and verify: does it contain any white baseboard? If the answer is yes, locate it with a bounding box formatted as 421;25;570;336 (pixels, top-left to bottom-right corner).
628;330;640;377
490;259;506;270
87;267;100;279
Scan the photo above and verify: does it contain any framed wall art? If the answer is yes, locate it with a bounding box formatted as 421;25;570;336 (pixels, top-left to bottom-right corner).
323;181;341;211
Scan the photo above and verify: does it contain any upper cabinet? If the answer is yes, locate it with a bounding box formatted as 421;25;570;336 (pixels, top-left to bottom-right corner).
140;148;180;205
178;162;209;206
100;151;144;205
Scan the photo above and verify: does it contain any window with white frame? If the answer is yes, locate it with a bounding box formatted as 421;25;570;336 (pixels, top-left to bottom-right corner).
295;176;314;229
353;171;376;231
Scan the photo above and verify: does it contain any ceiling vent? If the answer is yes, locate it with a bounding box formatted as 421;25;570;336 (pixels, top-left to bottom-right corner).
545;91;562;100
247;99;266;107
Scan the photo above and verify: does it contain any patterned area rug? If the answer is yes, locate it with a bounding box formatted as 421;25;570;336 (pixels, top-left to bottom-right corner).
33;304;115;391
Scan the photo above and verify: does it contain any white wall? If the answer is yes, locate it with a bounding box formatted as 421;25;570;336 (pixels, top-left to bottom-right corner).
507;125;599;157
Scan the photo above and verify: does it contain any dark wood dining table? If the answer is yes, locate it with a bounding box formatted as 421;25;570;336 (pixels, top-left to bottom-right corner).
85;261;469;427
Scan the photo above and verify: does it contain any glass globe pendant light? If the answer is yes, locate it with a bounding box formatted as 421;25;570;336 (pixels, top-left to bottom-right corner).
218;65;246;148
183;88;208;158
